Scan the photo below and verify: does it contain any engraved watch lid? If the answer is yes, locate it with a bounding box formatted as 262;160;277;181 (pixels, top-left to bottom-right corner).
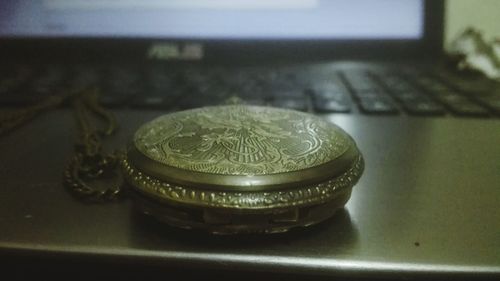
125;105;361;192
124;105;364;233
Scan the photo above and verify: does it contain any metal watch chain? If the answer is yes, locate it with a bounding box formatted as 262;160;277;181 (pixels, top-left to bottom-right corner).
0;87;124;202
0;88;246;202
63;87;124;202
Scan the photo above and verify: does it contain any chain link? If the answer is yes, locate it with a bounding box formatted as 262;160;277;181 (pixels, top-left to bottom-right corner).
64;88;124;202
0;87;124;202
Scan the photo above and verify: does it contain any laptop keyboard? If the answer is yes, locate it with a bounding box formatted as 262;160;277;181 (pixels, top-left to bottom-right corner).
1;63;499;118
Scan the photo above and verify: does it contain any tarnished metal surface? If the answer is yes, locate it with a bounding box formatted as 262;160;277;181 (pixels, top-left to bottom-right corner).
125;105;363;233
131;105;357;190
134;105;352;175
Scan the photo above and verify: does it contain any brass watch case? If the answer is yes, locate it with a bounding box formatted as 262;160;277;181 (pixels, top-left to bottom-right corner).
123;105;364;234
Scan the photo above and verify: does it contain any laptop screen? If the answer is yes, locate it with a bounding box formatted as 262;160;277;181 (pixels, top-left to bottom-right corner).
1;0;424;40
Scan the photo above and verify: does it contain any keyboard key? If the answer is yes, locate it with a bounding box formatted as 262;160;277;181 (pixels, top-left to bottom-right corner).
431;93;488;116
448;101;489;116
418;78;492;116
476;95;500;115
378;75;414;92
345;72;399;114
354;89;384;99
414;76;449;92
402;98;445;115
342;71;379;92
391;90;422;102
358;97;398;114
441;75;497;94
314;98;351;113
310;88;352;113
272;98;308;111
311;80;348;95
311;88;348;99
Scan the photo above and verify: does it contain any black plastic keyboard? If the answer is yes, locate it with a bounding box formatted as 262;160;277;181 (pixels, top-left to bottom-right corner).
1;63;499;117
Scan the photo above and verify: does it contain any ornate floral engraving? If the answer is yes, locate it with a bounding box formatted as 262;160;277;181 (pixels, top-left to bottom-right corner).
134;105;350;175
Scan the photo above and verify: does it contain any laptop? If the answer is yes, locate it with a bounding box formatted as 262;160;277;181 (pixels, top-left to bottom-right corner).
0;0;499;280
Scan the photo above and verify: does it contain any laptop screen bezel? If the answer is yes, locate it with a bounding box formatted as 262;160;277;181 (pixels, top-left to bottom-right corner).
0;0;444;62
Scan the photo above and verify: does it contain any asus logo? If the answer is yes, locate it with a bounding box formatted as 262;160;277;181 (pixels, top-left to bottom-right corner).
147;42;204;60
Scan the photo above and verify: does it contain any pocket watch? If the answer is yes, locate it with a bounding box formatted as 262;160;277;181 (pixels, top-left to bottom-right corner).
123;105;364;234
1;89;364;234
